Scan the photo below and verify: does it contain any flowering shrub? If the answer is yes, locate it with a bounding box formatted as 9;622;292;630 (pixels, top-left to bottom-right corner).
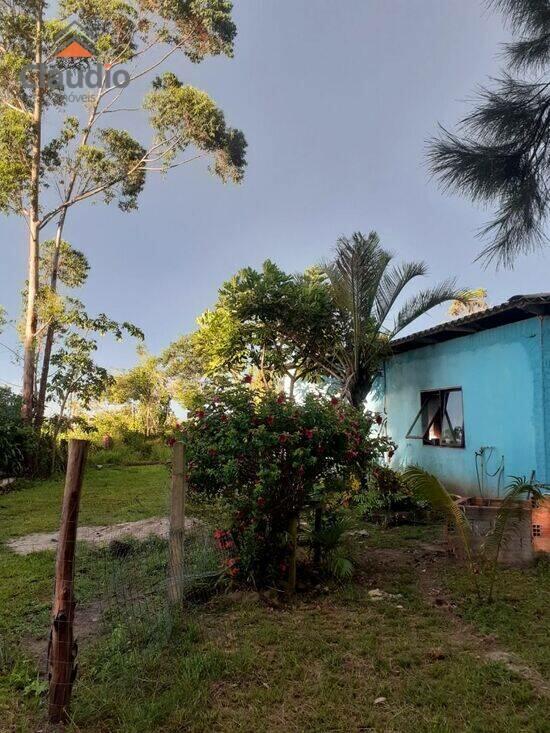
174;383;394;587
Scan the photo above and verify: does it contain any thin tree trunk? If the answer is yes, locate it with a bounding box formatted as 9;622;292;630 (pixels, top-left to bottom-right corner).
313;505;322;566
35;217;66;428
21;4;44;423
288;372;296;399
51;392;70;473
287;513;298;595
35;73;105;428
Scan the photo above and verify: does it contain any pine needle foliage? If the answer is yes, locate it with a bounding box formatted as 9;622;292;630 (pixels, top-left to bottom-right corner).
429;0;550;268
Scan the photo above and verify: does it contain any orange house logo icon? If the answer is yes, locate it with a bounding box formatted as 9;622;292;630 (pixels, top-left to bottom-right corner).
20;20;130;93
53;22;96;60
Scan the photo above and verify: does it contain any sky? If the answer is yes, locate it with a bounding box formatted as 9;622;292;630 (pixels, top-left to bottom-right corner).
1;0;549;390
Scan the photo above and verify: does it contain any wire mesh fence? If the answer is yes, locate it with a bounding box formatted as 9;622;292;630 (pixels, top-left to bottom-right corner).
5;444;233;724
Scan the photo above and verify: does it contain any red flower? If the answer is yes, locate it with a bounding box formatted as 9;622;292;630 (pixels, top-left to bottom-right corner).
166;437;176;447
230;566;239;577
175;422;181;430
277;392;286;404
257;496;266;508
220;413;228;422
278;433;288;444
265;415;274;426
331;397;339;405
195;409;205;419
279;562;288;574
303;428;314;440
243;374;253;383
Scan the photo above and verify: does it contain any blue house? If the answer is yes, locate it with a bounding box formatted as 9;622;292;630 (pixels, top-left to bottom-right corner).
372;294;550;498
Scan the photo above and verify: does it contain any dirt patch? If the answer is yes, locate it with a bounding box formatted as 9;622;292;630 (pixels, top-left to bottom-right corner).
5;516;201;555
22;599;104;673
389;540;550;700
485;651;550;697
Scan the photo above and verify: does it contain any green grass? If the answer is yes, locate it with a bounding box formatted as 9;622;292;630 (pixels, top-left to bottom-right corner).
1;467;549;732
442;558;550;677
0;465;170;539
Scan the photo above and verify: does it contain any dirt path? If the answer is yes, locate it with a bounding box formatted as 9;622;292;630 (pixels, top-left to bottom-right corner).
362;540;550;699
5;515;201;555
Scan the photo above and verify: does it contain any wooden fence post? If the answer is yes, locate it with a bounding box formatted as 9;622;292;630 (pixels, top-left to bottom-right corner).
168;442;186;604
48;439;89;725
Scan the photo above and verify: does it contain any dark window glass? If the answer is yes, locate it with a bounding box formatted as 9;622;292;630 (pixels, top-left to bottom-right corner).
406;388;464;448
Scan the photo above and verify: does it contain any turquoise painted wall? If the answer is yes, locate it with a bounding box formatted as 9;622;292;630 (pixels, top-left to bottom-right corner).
371;316;549;496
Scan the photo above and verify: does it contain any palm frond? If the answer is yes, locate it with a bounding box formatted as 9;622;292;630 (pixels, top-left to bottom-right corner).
327;553;354;580
390;279;467;338
402;466;473;559
483;476;534;559
328;232;392;376
374;261;427;327
329;232;391;319
482;476;545;599
403;466;481;598
308;515;356;580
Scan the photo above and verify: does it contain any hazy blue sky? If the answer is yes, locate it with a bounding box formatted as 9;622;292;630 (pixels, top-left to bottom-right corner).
1;0;548;389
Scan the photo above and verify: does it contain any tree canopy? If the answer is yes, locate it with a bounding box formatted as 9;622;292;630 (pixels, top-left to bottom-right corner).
0;0;247;423
166;232;469;409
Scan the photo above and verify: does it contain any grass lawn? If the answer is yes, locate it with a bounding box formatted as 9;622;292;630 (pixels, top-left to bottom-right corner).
1;466;549;732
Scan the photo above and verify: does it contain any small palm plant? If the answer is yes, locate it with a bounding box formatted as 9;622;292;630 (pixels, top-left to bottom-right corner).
306;514;356;581
402;466;545;603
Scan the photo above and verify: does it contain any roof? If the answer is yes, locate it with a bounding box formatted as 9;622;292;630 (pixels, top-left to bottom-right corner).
391;293;550;355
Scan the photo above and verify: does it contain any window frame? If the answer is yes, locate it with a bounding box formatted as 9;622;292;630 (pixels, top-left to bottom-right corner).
406;387;465;449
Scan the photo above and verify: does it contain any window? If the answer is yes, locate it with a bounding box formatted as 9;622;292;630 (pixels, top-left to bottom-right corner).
533;524;542;538
406;388;465;448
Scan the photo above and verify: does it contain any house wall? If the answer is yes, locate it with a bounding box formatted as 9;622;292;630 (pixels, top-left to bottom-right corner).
372;316;548;496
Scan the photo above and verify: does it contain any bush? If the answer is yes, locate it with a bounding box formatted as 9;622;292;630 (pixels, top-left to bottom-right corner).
90;438;169;466
175;382;394;588
0;387;59;478
360;465;427;524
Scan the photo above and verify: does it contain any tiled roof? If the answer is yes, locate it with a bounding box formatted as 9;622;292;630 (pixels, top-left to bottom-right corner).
391;293;550;354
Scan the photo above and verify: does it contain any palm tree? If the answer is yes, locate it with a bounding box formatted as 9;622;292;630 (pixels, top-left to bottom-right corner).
429;0;550;268
325;232;468;408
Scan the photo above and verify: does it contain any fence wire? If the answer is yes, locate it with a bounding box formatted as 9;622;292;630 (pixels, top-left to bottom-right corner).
6;465;233;722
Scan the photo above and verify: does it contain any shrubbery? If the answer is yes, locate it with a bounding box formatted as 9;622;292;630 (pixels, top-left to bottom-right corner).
360;464;428;524
68;407;171;465
0;387;58;477
176;382;394;588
